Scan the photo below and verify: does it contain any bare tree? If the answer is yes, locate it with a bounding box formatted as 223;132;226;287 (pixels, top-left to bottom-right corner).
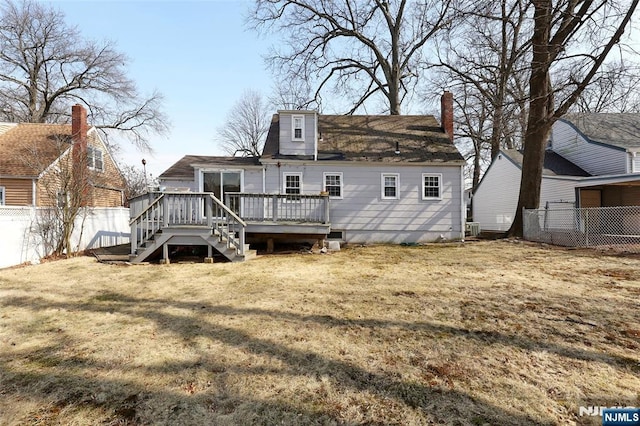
509;0;638;236
268;80;320;111
249;0;455;115
215;90;270;157
433;0;531;189
0;0;168;150
23;134;96;257
574;60;640;113
120;164;150;203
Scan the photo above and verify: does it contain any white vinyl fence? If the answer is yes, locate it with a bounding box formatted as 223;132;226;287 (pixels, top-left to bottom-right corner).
0;206;130;269
523;206;640;253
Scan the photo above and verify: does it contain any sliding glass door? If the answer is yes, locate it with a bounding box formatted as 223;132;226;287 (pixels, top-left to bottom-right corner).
202;171;242;214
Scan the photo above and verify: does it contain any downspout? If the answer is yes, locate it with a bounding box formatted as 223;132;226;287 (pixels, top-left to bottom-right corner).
314;111;318;161
32;178;37;206
460;165;465;242
262;166;266;193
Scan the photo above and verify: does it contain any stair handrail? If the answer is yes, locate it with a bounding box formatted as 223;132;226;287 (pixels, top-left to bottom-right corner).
206;193;246;255
130;193;165;255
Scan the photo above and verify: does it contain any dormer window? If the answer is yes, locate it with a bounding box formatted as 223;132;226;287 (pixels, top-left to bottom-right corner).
292;115;304;141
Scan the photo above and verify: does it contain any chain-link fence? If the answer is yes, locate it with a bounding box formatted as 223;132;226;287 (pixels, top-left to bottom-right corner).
523;206;640;253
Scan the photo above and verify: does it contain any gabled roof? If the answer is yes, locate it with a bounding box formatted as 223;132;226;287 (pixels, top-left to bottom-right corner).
160;155;261;179
502;149;591;177
0;123;74;177
560;113;640;150
262;114;464;163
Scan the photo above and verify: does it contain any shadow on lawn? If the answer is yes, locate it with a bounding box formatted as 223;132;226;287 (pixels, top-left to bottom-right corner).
4;292;626;424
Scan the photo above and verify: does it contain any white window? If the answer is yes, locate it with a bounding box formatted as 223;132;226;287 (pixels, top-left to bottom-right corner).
381;173;399;200
292;115;304;141
87;146;104;171
283;173;302;200
422;173;442;200
0;186;5;205
323;172;343;199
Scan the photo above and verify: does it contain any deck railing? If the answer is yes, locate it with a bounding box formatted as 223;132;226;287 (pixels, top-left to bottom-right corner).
225;192;330;224
129;192;247;256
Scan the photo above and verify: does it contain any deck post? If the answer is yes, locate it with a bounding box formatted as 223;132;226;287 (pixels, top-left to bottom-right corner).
162;196;169;227
131;222;138;255
206;196;212;227
162;243;170;264
323;195;330;224
272;194;278;221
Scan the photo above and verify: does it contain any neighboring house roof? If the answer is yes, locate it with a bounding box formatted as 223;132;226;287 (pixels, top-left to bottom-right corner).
263;114;464;163
160;155;261;179
502;149;591;177
0;123;74;177
561;113;640;150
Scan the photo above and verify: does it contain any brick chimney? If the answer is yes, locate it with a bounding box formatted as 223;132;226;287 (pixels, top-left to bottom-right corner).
71;104;89;205
72;104;88;145
440;91;454;143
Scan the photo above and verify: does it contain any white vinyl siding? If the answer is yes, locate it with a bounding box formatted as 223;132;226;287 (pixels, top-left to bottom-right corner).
381;173;399;200
473;154;522;231
323;172;342;199
262;163;463;242
551;120;627;175
422;173;442;200
278;112;317;156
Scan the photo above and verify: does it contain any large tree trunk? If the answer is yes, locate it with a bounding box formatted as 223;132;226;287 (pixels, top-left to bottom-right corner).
508;0;553;237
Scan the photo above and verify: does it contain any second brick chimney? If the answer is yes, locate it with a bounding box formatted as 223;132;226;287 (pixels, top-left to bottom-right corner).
440;91;454;143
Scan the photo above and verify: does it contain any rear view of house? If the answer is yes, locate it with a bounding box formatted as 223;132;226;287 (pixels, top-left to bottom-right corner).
131;92;466;263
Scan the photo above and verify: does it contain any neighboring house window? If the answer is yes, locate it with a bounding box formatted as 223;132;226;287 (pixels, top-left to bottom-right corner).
323;173;343;198
283;173;302;200
57;190;68;208
0;186;5;205
87;146;104;171
292;115;304;141
381;173;399;199
422;173;442;200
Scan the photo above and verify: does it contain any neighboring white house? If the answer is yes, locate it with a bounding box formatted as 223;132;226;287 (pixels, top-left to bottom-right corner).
154;92;466;250
473;113;640;231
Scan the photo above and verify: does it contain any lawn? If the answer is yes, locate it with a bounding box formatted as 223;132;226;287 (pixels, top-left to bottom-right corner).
0;240;638;425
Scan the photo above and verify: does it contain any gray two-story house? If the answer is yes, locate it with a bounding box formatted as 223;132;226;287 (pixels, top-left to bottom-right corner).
130;92;465;262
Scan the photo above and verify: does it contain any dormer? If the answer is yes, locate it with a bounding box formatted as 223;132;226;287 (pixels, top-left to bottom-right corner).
278;110;318;159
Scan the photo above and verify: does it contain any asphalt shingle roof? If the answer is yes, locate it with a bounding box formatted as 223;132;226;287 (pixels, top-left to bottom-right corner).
502;149;591;177
262;114;464;163
561;113;640;149
0;123;73;177
159;155;261;179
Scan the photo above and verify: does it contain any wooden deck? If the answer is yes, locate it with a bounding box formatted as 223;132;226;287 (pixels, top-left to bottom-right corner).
128;192;331;262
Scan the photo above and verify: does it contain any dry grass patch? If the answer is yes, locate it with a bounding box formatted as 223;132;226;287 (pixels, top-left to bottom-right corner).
1;240;639;425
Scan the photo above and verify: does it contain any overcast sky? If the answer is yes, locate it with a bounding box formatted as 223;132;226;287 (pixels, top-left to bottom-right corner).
49;0;273;178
